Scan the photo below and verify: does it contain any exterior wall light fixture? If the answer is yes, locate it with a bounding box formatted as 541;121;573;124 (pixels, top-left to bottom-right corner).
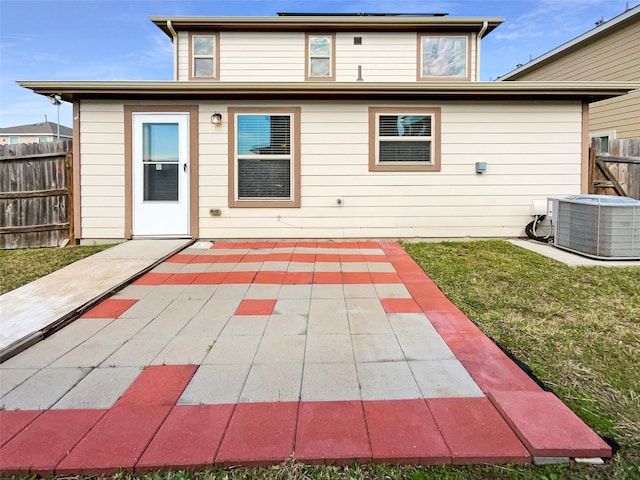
211;113;223;125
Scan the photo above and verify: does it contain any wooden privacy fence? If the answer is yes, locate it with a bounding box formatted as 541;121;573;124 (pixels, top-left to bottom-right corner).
589;137;640;200
0;140;73;249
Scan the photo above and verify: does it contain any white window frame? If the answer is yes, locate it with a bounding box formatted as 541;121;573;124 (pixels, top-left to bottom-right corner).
369;107;441;172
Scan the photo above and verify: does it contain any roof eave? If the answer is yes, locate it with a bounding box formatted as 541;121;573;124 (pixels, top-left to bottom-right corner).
150;16;503;38
17;81;638;103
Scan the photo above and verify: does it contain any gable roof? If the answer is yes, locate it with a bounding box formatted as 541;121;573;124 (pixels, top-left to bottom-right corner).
499;4;640;80
0;121;72;138
151;15;503;36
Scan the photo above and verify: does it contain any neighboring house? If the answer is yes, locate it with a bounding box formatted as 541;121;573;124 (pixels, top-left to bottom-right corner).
498;5;640;148
18;14;635;242
0;121;73;144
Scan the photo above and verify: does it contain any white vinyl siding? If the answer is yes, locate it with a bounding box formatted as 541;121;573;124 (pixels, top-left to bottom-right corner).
178;31;478;82
79;101;126;239
177;31;189;81
219;32;305;81
335;32;417;82
195;100;581;239
77;99;582;241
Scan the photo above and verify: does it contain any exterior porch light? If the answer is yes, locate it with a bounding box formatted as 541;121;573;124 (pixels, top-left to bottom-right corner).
211;112;223;125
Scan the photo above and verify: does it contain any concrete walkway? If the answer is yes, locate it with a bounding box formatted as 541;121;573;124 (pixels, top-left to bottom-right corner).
0;239;192;360
0;241;610;474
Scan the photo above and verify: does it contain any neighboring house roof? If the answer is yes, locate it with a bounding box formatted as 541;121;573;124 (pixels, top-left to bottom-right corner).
17;80;638;103
151;15;504;37
0;121;72;138
499;5;640;80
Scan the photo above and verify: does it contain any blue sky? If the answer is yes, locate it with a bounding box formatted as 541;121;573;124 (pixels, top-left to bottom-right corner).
1;0;637;128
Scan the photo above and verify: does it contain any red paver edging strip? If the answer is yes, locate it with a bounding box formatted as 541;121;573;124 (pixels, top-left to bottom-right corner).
0;409;107;476
488;391;612;459
56;405;172;475
137;404;235;472
216;402;298;467
0;410;42;447
427;397;531;464
363;399;451;465
295;401;371;465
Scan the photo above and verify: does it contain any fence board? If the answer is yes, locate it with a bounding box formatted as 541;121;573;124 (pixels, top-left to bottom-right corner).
0;140;72;249
591;137;640;200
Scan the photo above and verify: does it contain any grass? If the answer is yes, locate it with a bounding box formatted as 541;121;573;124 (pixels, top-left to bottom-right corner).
0;244;115;295
3;240;639;479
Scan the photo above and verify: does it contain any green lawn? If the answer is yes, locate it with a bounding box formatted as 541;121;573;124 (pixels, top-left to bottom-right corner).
3;240;639;479
0;244;114;295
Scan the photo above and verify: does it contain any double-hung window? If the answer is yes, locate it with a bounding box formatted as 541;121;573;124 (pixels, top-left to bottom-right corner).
369;107;441;172
306;33;335;80
229;107;301;207
190;33;219;79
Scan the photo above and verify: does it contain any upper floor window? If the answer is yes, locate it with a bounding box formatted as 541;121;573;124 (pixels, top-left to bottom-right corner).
418;34;470;81
369;107;441;172
190;33;219;80
306;33;335;81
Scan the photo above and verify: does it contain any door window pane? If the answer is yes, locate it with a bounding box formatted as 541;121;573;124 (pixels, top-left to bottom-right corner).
142;122;179;201
143;163;178;201
143;123;179;162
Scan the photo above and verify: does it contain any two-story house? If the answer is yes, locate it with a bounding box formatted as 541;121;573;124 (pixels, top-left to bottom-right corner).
19;14;635;242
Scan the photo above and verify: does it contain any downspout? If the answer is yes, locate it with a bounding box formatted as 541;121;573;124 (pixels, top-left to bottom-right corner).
476;21;488;81
167;20;178;81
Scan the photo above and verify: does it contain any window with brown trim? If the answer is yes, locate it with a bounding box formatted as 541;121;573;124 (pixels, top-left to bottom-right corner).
228;107;301;208
305;33;335;81
190;33;219;80
418;34;470;81
369;107;441;172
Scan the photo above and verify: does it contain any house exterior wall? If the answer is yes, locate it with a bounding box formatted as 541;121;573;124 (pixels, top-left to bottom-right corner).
78;99;581;240
505;19;640;138
176;31;478;82
78;102;126;239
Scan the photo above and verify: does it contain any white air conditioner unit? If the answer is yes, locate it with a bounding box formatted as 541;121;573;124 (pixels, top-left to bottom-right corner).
547;195;640;260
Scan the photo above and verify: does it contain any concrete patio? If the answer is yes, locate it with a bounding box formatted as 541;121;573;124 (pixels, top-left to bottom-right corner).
0;240;611;474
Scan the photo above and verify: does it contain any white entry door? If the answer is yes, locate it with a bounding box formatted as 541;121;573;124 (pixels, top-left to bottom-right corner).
132;113;189;236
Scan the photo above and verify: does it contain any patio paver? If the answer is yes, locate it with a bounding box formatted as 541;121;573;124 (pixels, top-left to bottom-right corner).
0;240;611;473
